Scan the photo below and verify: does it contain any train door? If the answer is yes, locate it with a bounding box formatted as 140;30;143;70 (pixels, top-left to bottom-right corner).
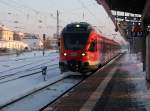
102;40;107;63
97;39;102;65
101;41;105;64
88;40;99;65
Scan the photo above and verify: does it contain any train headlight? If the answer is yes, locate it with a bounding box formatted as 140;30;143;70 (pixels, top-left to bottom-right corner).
76;24;80;27
63;53;67;56
81;52;86;56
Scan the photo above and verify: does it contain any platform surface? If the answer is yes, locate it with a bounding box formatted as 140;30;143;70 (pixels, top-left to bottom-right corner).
43;53;150;111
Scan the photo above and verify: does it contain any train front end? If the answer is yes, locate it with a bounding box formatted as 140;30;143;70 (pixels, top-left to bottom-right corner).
59;22;94;73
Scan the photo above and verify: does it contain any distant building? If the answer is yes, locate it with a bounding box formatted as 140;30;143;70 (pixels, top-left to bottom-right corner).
22;33;43;50
0;41;28;51
0;27;27;51
49;38;58;49
43;37;51;49
0;27;14;41
53;33;60;39
13;32;24;41
53;33;57;39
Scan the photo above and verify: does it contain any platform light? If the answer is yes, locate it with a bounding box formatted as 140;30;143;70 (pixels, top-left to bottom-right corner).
64;53;67;56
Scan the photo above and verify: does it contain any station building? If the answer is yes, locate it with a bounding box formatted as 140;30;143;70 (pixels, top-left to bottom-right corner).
22;33;43;50
0;27;28;51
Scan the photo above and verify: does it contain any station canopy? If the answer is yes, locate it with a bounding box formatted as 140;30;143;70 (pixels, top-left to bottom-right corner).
96;0;150;25
97;0;145;14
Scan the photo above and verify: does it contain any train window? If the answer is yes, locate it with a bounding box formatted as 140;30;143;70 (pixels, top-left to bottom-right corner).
89;41;96;52
67;27;87;32
63;33;89;50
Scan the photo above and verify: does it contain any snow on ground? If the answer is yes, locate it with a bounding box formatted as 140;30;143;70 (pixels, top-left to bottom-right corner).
0;50;61;105
0;50;57;62
0;50;58;74
1;77;80;111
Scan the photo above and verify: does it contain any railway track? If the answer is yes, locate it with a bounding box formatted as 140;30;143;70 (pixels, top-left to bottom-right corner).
0;60;57;79
0;54;122;111
0;73;85;111
0;51;58;62
0;56;58;74
0;63;59;84
40;54;122;111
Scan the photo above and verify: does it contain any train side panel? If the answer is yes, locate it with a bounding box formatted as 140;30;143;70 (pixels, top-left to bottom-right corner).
59;22;120;74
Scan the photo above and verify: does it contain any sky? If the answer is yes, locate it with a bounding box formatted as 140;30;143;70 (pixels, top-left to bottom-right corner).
0;0;127;44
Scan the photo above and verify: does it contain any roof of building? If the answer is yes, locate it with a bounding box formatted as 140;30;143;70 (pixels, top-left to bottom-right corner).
96;0;146;14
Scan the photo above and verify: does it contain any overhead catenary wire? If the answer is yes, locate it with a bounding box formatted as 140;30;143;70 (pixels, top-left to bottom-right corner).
0;0;106;36
77;0;118;39
0;0;55;22
0;0;59;34
77;0;106;32
77;0;100;21
2;0;56;20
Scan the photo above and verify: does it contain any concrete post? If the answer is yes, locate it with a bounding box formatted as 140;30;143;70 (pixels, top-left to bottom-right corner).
146;34;150;81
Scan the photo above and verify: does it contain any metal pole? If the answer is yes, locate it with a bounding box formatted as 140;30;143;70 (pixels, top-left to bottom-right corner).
124;12;125;20
43;34;46;56
83;12;85;20
146;34;150;81
115;11;117;23
57;10;59;39
56;10;60;50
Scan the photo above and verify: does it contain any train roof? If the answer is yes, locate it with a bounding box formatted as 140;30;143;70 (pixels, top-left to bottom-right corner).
66;22;92;27
61;22;120;46
62;22;93;33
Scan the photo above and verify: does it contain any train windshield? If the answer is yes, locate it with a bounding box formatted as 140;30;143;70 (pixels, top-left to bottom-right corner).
63;33;89;50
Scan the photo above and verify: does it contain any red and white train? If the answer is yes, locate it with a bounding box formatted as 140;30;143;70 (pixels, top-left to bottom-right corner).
59;22;120;73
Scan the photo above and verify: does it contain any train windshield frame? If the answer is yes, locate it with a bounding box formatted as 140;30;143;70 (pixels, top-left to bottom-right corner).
63;32;90;50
